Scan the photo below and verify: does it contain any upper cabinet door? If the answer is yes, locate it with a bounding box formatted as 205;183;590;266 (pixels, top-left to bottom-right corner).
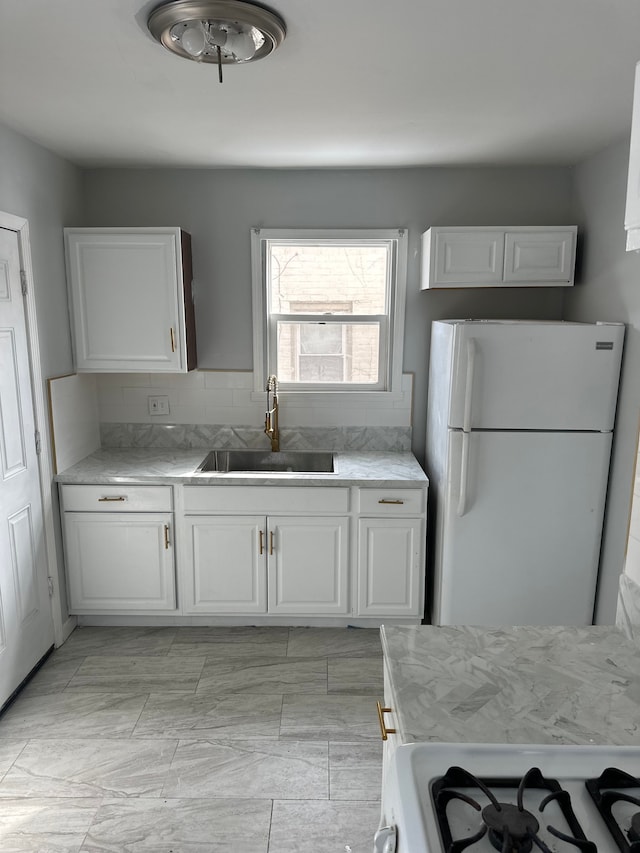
64;228;196;372
426;229;505;286
503;230;575;283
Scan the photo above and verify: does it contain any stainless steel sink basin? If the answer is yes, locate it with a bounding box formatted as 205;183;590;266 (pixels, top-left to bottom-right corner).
196;450;334;474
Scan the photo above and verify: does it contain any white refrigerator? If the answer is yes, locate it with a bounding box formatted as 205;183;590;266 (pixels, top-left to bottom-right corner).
425;319;624;626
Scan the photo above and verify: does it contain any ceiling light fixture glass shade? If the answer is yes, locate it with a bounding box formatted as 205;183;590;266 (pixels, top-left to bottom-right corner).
147;0;285;71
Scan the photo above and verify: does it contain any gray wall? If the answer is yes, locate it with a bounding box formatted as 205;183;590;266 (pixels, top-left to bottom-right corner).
565;137;640;624
84;166;573;458
0;120;83;626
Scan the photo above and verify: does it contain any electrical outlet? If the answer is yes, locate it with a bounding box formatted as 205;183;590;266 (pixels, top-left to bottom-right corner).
148;395;170;415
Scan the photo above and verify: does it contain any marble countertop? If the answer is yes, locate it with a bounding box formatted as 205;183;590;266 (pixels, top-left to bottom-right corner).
381;625;640;746
55;448;428;487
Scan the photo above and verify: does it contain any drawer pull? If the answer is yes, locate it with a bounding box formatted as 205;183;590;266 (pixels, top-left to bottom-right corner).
378;499;404;505
170;327;176;352
98;496;127;502
269;530;275;555
164;524;171;549
376;700;396;741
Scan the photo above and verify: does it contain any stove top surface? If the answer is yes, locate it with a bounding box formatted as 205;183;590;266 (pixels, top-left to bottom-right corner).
386;743;640;853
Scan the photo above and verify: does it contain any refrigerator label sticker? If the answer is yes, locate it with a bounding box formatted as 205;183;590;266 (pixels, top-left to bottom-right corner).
595;341;614;350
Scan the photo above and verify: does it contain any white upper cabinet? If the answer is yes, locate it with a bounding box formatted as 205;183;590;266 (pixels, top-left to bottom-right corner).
64;227;196;372
625;61;640;251
421;226;577;288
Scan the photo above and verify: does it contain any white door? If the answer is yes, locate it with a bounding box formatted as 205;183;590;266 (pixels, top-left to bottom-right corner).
65;230;184;372
436;430;612;626
64;512;176;612
183;516;267;614
357;518;423;617
267;517;349;615
0;227;54;704
447;321;624;431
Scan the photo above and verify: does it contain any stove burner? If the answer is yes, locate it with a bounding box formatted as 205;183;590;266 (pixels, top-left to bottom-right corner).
432;766;596;853
586;767;640;853
482;802;540;852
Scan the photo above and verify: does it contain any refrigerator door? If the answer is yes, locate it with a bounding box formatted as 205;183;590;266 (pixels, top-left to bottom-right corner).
444;320;624;431
434;429;612;626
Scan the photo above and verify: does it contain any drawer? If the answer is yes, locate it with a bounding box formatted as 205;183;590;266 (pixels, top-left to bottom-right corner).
358;488;425;515
184;485;349;514
60;484;173;512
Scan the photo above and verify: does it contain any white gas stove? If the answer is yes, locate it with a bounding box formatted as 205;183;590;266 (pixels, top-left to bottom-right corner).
376;742;640;853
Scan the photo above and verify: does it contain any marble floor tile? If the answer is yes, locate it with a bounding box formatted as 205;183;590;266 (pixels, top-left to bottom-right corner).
0;692;148;739
268;799;380;853
163;738;328;799
170;626;289;658
66;655;205;693
79;797;271;852
54;626;177;658
133;692;283;739
0;798;101;852
197;656;327;694
19;655;85;697
328;656;384;694
0;738;177;798
287;627;382;659
280;694;380;741
0;739;26;778
329;742;382;801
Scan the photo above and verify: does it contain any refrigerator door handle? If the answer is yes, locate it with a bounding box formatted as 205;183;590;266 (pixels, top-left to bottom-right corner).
457;431;471;516
462;337;477;433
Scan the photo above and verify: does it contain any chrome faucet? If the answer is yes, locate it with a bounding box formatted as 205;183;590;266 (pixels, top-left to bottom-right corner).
264;374;280;452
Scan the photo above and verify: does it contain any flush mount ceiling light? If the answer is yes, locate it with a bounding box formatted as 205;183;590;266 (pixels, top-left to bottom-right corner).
147;0;286;82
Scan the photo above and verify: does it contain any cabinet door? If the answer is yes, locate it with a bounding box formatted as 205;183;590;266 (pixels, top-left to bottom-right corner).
64;512;176;612
429;229;505;286
503;230;575;283
357;518;423;617
183;516;267;614
267;517;349;615
65;229;189;372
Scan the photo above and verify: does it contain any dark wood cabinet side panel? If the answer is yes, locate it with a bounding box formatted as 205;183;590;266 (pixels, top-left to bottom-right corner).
181;230;197;371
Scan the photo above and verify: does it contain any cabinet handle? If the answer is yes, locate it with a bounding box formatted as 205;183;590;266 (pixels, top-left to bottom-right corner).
170;327;176;352
376;701;396;741
378;499;404;505
259;530;264;555
269;530;274;555
164;524;171;549
98;496;127;502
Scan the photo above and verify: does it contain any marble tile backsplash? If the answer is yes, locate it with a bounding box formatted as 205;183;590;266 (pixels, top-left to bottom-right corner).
100;423;412;452
616;573;640;643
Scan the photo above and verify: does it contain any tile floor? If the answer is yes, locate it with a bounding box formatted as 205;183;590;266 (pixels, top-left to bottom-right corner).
0;626;384;852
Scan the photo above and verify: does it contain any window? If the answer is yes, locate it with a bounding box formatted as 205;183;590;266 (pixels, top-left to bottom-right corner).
251;229;407;394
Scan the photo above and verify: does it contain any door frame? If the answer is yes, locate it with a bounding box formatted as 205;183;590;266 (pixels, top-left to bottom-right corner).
0;210;70;648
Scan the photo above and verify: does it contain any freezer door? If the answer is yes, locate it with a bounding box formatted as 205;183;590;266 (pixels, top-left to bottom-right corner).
434;430;612;626
446;321;624;431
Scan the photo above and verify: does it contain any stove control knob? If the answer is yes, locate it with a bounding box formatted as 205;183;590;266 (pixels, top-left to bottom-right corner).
373;825;397;853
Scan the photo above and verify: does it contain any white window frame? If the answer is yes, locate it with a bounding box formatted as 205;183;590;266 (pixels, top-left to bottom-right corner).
250;228;408;400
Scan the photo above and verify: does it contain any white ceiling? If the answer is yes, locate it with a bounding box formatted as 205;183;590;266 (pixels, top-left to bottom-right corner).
2;0;640;169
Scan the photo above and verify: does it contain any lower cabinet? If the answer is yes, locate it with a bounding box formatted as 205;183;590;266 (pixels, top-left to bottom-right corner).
183;514;349;616
61;485;176;613
60;482;427;621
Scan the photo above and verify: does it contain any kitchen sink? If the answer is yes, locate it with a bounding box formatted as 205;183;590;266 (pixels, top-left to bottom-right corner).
196;449;335;474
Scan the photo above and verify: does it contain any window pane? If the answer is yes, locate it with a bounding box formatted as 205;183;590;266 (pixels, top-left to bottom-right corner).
276;322;380;384
269;244;388;314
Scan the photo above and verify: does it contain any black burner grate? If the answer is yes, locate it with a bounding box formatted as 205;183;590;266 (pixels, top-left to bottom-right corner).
431;765;596;853
586;767;640;853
